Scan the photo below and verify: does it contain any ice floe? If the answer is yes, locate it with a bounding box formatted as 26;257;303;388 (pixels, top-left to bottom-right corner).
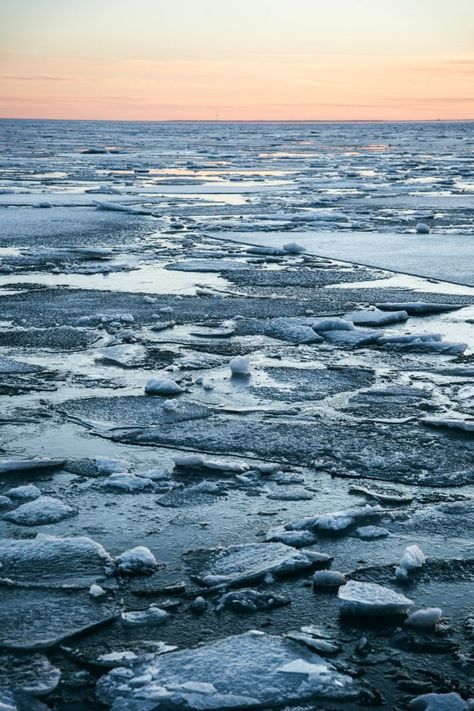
4;496;76;526
96;631;357;709
198;543;331;587
115;546;158;575
338;581;414;616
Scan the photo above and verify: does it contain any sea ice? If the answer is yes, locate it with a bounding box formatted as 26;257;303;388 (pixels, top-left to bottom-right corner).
174;455;249;474
3;496;76;526
416;223;430;234
312;570;346;588
322;328;382;347
0;653;60;696
395;544;426;580
121;607;169;627
376;301;462;315
96;631;357;709
229;355;251;375
409;692;470;710
115;546;158;575
0;587;119;650
338;580;414;616
0;534;113;586
312;317;354;333
355;525;389;540
265;528;318;548
5;484;41;500
422;417;474;433
103;473;154;492
145;378;185;397
216;588;290;613
405;608;442;629
287;505;383;533
283;242;305;254
346;308;409;327
95;457;129;475
0;459;64;474
199;543;331;587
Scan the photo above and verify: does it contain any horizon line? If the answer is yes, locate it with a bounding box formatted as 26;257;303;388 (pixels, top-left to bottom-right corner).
1;116;474;124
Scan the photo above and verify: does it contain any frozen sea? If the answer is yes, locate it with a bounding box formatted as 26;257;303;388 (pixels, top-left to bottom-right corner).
0;120;473;710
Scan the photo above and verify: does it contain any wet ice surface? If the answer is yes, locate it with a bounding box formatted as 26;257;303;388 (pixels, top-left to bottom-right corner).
0;119;473;710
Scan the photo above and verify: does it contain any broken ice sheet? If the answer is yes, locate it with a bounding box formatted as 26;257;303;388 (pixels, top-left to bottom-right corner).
0;586;119;650
0;534;113;587
191;542;331;587
96;631;357;709
0;653;60;696
338;580;414;617
61;395;212;429
3;496;76;526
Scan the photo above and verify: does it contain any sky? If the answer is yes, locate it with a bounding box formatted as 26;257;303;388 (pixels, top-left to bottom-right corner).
0;0;473;121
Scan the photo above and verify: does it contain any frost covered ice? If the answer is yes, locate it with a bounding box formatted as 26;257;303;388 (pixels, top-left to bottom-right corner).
96;631;357;709
3;496;76;526
145;378;185;397
198;543;331;587
395;544;426;581
338;580;414;616
115;546;159;575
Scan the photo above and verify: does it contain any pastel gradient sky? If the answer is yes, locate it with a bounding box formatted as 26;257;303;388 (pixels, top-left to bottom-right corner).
1;0;473;120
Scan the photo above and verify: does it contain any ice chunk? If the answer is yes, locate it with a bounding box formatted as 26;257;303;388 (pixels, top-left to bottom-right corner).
145;378;185;397
265;528;318;548
322;328;382;347
405;608;442;629
0;459;64;474
346;308;409;327
199;543;331;587
89;584;106;598
355;525;389;540
269;319;324;344
283;242;305;254
4;496;76;526
5;484;41;500
287;505;383;533
174;455;249;474
103;473;153;492
0;587;119;650
422;417;474;433
0;534;113;586
94;200;152;215
121;606;169;627
409;692;469;710
395;544;426;580
95;457;129;475
313;570;346;588
96;631;357;709
376;302;462;316
116;546;158;575
382;339;467;355
0;652;60;696
216;588;290;613
415;223;430;234
377;333;442;345
312;317;354;333
95;344;145;368
246;246;286;256
338;580;413;616
229;356;251;375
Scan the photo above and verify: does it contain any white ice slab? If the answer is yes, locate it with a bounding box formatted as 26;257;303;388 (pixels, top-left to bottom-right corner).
212;231;474;287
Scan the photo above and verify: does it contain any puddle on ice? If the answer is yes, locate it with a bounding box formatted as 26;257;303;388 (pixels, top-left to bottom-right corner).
0;262;229;295
331;273;474;297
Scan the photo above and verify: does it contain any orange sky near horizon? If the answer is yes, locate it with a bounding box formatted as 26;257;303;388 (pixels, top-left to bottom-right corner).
1;0;473;121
